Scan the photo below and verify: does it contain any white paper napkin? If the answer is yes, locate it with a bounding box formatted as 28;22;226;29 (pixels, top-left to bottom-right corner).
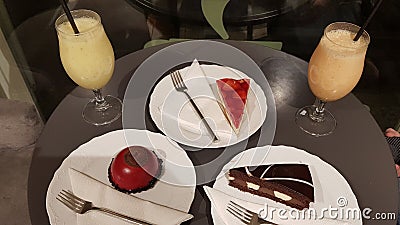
69;168;193;225
161;59;234;142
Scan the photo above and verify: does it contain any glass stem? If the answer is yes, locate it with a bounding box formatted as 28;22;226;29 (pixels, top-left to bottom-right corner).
92;89;108;111
310;99;327;122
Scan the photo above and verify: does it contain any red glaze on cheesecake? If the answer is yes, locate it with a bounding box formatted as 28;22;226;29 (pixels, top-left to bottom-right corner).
108;146;162;193
216;78;250;134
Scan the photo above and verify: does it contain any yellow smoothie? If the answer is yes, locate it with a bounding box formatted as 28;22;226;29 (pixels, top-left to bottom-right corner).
57;17;114;90
308;29;369;102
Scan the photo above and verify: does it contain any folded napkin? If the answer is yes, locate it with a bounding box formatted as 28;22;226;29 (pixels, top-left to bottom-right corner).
160;59;235;144
203;186;351;225
69;168;193;225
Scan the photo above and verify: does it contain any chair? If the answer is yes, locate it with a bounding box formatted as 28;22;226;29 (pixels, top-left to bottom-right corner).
144;38;283;51
142;0;283;50
201;0;230;39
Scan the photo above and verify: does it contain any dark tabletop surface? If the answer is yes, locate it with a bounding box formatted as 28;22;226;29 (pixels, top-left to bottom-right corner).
28;40;397;225
129;0;309;25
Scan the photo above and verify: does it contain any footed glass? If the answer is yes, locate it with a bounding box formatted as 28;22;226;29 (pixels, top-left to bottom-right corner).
295;22;370;136
55;9;122;125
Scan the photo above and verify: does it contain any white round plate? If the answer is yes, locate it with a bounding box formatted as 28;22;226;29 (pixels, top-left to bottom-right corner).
149;64;267;148
211;145;361;225
46;129;196;225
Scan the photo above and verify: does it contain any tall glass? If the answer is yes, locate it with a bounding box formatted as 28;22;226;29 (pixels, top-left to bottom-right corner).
295;22;370;136
55;9;122;126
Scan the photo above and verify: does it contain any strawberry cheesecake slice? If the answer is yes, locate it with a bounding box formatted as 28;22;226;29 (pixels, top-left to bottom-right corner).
216;78;250;134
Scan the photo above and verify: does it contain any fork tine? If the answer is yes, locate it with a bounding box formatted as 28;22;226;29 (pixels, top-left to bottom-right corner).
227;207;250;224
65;190;84;200
171;72;178;88
173;72;183;88
227;202;253;221
175;71;187;88
56;195;80;211
60;190;81;202
229;201;253;218
60;190;84;206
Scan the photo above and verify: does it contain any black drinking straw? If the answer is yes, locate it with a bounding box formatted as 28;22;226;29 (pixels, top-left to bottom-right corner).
59;0;79;34
353;0;383;41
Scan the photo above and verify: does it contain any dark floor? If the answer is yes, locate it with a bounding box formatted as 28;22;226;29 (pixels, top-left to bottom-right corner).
2;0;400;130
0;148;33;225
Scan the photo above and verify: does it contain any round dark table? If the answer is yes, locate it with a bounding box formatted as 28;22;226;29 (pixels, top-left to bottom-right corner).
28;40;397;225
128;0;309;39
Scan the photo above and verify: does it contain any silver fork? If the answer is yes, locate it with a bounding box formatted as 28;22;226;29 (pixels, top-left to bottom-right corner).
170;71;219;142
227;201;277;225
56;190;152;225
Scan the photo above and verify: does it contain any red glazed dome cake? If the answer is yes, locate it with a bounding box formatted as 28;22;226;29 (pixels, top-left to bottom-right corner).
108;146;162;193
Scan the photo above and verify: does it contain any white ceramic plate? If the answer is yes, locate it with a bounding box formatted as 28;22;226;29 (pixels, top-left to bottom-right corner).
149;64;267;148
46;129;196;225
210;145;361;225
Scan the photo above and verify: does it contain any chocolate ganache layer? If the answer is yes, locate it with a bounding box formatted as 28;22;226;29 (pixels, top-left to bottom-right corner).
228;164;314;210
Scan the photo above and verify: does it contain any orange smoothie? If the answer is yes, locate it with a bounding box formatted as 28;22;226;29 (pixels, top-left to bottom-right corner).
308;29;369;102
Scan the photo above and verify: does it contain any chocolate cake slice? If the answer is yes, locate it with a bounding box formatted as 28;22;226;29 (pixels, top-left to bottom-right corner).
227;164;314;210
